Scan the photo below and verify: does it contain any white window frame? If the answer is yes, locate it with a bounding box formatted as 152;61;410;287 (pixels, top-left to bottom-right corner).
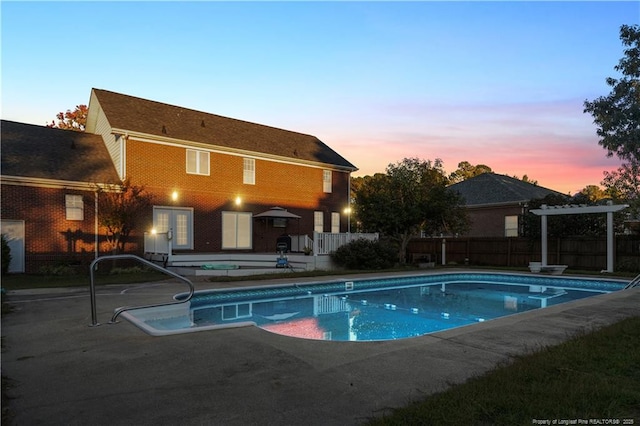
505;215;519;237
222;211;252;249
323;170;332;193
186;149;210;175
331;212;340;233
65;194;84;221
314;211;324;233
243;158;255;185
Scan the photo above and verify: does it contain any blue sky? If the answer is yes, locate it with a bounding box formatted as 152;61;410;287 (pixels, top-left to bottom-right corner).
2;1;638;194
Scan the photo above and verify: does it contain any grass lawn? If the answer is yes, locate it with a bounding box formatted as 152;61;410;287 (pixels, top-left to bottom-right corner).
366;316;640;426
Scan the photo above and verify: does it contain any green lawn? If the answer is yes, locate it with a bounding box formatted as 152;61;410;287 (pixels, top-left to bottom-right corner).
366;316;640;426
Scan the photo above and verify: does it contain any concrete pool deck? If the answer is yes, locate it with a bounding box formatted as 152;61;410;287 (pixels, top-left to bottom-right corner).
2;270;639;425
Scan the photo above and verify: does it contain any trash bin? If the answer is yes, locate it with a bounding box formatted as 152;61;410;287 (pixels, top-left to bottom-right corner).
276;235;291;253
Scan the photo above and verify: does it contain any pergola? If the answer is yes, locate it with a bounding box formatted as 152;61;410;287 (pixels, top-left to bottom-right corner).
530;203;629;273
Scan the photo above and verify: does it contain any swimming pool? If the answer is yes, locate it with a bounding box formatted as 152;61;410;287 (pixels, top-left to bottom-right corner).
120;272;627;340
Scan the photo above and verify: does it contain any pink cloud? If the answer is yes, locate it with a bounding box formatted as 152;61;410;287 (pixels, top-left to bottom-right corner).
322;98;623;195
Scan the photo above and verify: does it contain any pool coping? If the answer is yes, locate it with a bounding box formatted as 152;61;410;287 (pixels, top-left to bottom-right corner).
120;270;629;337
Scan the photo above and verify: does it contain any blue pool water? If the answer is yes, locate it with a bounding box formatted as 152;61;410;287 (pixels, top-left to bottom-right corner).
121;272;627;340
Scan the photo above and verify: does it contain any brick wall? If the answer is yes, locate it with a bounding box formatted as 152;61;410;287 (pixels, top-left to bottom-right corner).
126;139;351;252
1;184;125;272
465;205;525;237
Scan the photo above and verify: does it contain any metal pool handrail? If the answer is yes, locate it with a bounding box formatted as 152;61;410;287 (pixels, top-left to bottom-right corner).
89;254;195;326
624;273;640;290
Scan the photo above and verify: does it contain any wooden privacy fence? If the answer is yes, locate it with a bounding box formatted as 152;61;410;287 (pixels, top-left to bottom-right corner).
407;235;640;271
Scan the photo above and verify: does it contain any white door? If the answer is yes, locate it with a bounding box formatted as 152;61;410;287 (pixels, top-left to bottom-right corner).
153;207;193;250
1;220;25;273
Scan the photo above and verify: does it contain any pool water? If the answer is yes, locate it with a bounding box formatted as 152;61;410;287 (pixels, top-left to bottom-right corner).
121;272;626;340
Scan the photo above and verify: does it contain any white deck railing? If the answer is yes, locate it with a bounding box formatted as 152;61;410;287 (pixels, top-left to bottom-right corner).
144;231;378;257
312;232;379;255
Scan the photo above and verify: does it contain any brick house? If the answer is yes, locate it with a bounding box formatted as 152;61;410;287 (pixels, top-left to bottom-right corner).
1;120;121;273
85;89;357;256
449;173;565;237
2;90;357;272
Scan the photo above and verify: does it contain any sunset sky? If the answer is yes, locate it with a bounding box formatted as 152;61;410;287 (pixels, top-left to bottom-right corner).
2;1;637;195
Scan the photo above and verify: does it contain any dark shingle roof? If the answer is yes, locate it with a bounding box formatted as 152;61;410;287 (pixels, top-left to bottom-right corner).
1;120;120;184
449;173;565;206
91;89;357;170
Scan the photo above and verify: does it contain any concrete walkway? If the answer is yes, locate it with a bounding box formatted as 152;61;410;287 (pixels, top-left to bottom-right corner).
2;272;639;425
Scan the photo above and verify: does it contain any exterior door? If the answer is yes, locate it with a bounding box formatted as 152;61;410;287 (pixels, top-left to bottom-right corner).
1;220;25;273
153;207;193;250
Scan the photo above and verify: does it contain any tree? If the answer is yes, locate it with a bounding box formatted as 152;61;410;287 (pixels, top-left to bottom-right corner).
354;158;469;263
449;161;493;183
602;161;640;220
96;179;153;254
578;185;608;202
511;174;539;186
1;234;12;275
47;104;88;131
583;24;639;164
584;24;640;224
522;192;629;239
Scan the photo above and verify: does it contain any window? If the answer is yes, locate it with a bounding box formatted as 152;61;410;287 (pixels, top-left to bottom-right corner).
175;213;188;246
186;149;209;175
243;158;255;185
314;211;324;233
323;170;332;193
65;195;84;220
331;212;340;233
222;211;252;249
505;215;519;237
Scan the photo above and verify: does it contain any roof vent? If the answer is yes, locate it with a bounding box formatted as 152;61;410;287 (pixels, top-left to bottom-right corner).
162;125;167;134
201;120;206;127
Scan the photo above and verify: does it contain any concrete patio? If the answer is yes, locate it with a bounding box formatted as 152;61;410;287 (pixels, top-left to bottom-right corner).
2;271;639;425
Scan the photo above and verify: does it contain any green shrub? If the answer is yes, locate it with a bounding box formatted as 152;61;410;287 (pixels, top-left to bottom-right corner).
38;264;78;276
1;234;11;275
331;238;397;270
617;257;640;272
109;266;145;275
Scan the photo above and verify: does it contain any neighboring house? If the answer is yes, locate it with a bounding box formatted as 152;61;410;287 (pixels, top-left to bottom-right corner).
1;120;120;273
85;88;357;255
449;173;566;237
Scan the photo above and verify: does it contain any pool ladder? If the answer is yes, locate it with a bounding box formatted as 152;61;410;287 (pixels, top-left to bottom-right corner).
624;274;640;290
89;254;195;327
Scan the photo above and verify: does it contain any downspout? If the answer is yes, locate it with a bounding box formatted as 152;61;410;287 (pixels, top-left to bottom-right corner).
94;189;99;260
347;172;352;233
